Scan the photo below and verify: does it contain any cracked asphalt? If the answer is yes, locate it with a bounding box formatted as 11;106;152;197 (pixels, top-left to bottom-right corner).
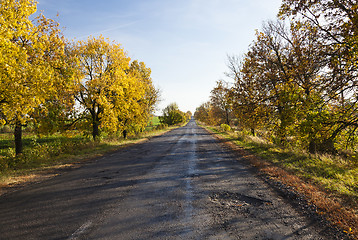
0;119;331;239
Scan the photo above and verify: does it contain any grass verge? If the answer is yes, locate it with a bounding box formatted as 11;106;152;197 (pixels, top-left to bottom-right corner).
0;124;182;194
201;123;358;239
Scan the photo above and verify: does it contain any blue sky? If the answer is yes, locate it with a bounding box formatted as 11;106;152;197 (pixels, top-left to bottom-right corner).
37;0;283;115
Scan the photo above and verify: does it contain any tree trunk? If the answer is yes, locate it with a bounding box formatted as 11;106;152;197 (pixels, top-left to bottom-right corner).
277;105;286;145
123;130;127;139
225;110;230;125
251;128;255;136
92;121;99;140
14;121;23;155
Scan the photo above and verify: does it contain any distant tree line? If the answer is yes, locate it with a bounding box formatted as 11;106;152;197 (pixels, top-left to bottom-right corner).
0;0;159;155
195;0;358;154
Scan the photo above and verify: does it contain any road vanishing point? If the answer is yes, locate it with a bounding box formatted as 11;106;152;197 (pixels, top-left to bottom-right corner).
0;119;332;239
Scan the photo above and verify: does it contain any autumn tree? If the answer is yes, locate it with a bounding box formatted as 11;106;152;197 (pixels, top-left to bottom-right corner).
185;111;192;121
30;42;79;137
244;22;297;143
0;0;71;155
72;36;154;140
159;103;186;126
123;60;159;137
195;80;232;127
194;103;210;123
210;80;232;125
224;19;332;149
227;54;269;136
279;0;358;152
194;102;221;126
260;20;329;148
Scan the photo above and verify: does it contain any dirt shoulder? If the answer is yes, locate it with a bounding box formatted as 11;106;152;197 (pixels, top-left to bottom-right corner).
202;125;357;240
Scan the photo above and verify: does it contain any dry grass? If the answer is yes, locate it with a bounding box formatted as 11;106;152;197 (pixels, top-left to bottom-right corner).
203;125;358;239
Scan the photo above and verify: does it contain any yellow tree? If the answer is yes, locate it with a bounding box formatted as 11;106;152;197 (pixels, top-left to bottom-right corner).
72;36;151;140
159;103;185;126
30;42;78;136
123;60;159;137
0;0;69;155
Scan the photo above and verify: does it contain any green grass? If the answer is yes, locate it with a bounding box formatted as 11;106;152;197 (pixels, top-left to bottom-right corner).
150;116;160;125
205;125;358;202
145;116;161;131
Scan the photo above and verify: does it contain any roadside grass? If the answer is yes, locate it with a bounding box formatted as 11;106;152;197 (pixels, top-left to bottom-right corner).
203;124;358;239
0;122;182;190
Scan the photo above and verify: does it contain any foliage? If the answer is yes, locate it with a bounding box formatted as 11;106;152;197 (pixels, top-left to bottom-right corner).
194;102;220;125
0;1;159;155
210;80;232;125
220;124;231;132
0;0;73;155
276;0;358;153
159;103;186;126
71;36;131;139
227;54;269;136
221;16;358;154
185;111;192;121
194;80;233;126
125;60;159;135
69;36;159;140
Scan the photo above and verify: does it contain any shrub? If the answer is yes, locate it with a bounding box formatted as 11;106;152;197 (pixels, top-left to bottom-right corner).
159;103;186;126
220;124;231;132
156;123;168;130
0;125;12;133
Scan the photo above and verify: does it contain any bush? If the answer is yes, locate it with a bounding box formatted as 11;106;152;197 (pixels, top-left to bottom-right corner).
159;103;186;126
0;125;12;133
156;123;168;130
220;124;231;132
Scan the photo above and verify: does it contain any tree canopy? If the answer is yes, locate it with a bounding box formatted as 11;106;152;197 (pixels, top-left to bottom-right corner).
159;103;186;126
0;0;159;154
0;0;71;154
198;0;358;154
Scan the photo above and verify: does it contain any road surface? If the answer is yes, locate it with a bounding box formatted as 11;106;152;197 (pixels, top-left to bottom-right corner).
0;119;331;239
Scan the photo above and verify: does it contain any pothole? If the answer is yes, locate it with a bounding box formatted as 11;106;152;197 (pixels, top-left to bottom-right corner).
209;191;272;208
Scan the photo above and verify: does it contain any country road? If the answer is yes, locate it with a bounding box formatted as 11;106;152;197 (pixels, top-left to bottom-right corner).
0;119;331;239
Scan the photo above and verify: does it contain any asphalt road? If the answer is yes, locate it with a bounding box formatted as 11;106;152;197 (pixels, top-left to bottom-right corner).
0;119;330;239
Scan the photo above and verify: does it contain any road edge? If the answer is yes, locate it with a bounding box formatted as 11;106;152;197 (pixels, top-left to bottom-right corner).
198;122;355;240
0;124;186;197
